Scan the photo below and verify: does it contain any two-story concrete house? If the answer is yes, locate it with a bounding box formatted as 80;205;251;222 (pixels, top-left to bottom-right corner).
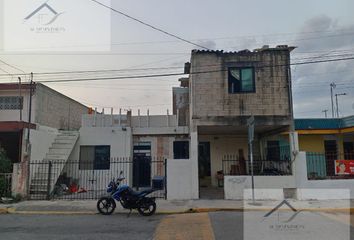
177;45;297;199
0;82;89;196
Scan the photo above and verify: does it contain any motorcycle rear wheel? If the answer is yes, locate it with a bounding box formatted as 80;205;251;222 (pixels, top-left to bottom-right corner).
97;197;116;215
137;200;156;216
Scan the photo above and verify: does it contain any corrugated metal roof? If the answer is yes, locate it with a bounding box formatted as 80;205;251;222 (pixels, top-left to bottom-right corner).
295;116;354;130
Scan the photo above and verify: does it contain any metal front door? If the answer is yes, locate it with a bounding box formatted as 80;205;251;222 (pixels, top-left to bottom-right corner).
133;142;151;188
198;142;211;178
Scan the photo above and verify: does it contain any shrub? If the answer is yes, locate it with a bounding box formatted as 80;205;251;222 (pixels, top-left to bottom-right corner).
0;148;12;198
0;148;12;173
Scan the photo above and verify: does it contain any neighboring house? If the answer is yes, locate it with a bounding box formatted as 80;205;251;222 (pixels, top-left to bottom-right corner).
295;116;354;178
48;111;189;199
0;82;89;196
0;82;88;162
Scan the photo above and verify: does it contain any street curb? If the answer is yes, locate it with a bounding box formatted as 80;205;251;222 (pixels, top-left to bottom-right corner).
189;207;354;214
0;208;8;214
1;207;353;215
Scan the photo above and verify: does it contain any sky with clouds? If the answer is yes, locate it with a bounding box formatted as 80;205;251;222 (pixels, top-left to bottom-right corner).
0;0;353;117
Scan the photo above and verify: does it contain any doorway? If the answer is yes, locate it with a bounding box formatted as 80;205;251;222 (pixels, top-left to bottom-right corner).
198;142;211;187
133;142;151;188
324;140;337;176
198;141;224;199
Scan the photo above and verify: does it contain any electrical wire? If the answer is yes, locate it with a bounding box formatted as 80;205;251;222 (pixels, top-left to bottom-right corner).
89;0;210;50
0;59;26;74
32;56;354;83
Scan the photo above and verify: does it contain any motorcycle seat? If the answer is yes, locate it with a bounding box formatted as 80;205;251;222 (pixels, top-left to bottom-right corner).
131;188;154;196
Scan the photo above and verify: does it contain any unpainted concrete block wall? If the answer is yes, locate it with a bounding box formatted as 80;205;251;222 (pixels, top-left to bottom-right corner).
189;50;291;119
34;84;89;130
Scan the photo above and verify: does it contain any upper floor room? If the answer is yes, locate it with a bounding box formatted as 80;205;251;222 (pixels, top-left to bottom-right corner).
0;83;89;130
188;45;295;122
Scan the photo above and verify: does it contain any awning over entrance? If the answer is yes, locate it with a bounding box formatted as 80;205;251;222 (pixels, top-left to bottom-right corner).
197;125;289;135
0;121;36;132
0;121;36;163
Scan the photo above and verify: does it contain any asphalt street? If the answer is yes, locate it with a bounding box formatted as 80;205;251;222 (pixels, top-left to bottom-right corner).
0;214;162;240
0;212;353;240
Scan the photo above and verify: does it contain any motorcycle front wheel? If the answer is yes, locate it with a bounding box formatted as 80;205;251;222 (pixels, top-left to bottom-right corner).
97;197;116;215
137;200;156;216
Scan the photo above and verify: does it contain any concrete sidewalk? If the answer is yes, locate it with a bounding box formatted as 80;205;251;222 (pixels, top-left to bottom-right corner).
0;199;353;215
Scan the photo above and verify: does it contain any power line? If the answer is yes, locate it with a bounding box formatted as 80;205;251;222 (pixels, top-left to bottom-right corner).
89;0;210;50
1;51;352;79
0;67;12;75
33;56;354;83
2;29;354;52
0;59;26;74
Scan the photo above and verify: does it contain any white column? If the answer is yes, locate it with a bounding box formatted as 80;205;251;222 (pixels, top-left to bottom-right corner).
190;131;199;199
167;109;170;127
147;109;150;127
289;131;300;176
110;108;113;127
119;108;122;126
93;108;97;127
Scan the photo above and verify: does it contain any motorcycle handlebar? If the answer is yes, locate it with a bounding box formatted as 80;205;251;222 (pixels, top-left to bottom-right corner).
116;177;125;182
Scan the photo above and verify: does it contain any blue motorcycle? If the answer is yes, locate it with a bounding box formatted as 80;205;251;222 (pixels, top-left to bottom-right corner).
97;171;157;216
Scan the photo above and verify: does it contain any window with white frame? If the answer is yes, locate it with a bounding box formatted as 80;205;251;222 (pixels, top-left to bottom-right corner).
79;145;110;170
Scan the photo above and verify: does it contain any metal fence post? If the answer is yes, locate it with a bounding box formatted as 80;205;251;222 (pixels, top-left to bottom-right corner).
46;161;52;200
164;158;167;200
136;159;139;191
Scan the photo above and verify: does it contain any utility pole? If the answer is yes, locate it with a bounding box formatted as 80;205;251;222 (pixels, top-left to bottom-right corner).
18;77;22;121
330;83;336;118
322;109;328;118
335;93;346;118
26;72;34;198
27;72;34;151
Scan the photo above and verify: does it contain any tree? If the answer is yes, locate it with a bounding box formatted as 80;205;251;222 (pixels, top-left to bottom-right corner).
0;147;12;197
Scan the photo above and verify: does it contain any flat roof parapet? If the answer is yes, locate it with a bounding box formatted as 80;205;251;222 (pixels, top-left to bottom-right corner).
191;45;296;55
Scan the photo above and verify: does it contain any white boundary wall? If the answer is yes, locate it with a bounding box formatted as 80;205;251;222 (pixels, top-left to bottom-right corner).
167;159;198;200
224;152;354;200
224;176;296;200
296;151;354;200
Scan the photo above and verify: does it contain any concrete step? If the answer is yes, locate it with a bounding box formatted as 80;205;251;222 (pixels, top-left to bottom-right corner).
59;130;79;134
30;189;48;197
55;136;78;141
30;181;52;186
54;139;77;144
45;154;69;160
29;194;47;200
30;186;48;192
33;170;63;178
51;143;75;149
48;148;73;155
31;176;57;184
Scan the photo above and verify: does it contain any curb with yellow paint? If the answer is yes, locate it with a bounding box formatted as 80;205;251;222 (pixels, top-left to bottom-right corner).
1;207;354;215
0;208;8;214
